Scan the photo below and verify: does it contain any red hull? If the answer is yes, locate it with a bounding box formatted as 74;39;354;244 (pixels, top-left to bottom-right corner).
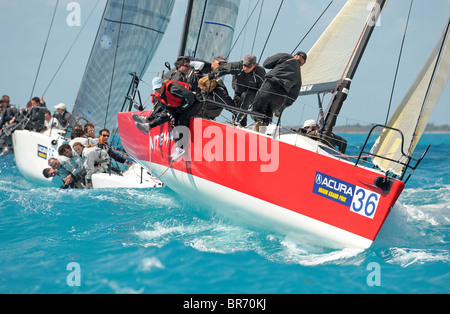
118;111;404;248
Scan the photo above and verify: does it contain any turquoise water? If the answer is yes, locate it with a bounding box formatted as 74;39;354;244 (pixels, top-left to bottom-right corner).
0;134;448;294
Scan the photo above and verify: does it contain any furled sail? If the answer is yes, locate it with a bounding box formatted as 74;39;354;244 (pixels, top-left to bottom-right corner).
371;19;450;175
300;0;387;95
180;0;240;62
70;0;175;131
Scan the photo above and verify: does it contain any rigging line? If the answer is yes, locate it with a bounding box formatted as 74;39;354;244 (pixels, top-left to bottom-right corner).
193;0;209;58
30;0;60;100
104;0;126;130
69;0;108;128
290;0;334;54
251;0;264;55
43;0;101;97
409;18;450;154
384;0;414;125
227;0;261;59
220;75;297;103
102;142;132;160
258;0;284;63
239;0;252;57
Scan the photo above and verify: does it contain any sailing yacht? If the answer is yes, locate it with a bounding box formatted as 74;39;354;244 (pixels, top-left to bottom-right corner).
117;0;449;249
10;0;174;189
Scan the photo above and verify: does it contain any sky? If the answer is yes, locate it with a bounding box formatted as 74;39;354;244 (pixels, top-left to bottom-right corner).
0;0;449;127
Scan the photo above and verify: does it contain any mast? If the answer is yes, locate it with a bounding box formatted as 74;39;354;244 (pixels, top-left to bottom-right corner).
178;0;195;57
320;0;387;141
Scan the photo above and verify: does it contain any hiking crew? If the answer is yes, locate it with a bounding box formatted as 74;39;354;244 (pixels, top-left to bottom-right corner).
251;51;306;128
133;77;203;162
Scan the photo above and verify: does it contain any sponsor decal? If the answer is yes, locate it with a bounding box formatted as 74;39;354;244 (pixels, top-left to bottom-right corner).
100;35;112;50
313;171;380;219
37;144;48;159
313;171;355;207
300;85;314;92
350;186;380;219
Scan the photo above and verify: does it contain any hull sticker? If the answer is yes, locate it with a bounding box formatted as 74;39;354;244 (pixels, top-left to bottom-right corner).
313;171;380;219
37;144;48;160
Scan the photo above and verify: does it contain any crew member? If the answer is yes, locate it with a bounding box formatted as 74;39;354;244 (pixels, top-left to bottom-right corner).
133;77;202;162
210;54;265;126
252;51;307;129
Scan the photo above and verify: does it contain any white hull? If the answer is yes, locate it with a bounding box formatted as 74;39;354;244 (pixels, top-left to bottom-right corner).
12;129;163;189
140;161;373;249
12;129;67;186
91;163;163;189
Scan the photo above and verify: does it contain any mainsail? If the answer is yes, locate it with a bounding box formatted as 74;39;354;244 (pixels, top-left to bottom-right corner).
70;0;175;131
371;19;450;175
300;0;387;95
179;0;240;62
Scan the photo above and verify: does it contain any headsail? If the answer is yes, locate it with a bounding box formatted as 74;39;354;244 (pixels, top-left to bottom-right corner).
70;0;175;131
371;19;450;175
179;0;240;62
300;0;387;95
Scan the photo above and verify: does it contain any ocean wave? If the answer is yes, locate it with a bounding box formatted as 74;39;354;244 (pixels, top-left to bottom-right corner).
271;236;365;266
377;186;450;249
134;217;257;254
100;279;144;294
138;257;165;272
133;216;369;266
382;247;450;267
400;185;450;207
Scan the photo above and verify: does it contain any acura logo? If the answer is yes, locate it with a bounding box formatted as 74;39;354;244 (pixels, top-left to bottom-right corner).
315;174;323;184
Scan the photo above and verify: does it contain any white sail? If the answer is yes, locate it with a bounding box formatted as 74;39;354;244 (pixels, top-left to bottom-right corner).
182;0;240;61
301;0;387;95
372;19;450;175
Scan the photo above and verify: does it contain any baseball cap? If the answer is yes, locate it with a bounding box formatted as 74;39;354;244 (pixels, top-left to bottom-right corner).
214;54;227;63
295;51;307;61
55;103;66;110
152;77;164;90
303;119;316;128
242;54;257;67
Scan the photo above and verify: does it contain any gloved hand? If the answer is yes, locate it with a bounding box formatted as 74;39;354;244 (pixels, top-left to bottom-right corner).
273;105;286;118
181;101;191;109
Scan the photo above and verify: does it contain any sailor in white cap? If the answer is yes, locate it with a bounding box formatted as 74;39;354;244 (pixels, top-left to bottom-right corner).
301;119;317;136
133;76;203;162
54;103;71;128
152;77;164;90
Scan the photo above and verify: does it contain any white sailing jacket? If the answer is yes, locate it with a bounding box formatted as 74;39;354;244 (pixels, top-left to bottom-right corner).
80;146;109;180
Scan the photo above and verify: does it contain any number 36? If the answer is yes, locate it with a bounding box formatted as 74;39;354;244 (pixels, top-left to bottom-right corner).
350;187;380;219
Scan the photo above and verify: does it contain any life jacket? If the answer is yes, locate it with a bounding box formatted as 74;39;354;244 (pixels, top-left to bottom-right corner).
54;110;70;127
153;81;190;108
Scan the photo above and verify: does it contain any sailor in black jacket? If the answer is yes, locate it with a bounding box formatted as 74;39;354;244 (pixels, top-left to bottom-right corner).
24;97;47;132
0;100;21;131
211;54;266;126
251;51;306;126
0;98;22;151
